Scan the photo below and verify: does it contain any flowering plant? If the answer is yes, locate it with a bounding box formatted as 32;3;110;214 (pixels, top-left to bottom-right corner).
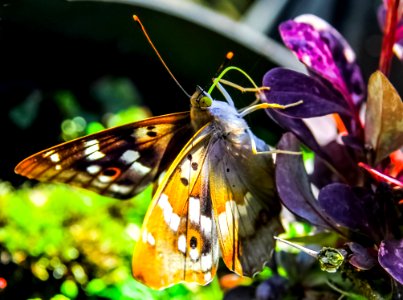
258;1;403;298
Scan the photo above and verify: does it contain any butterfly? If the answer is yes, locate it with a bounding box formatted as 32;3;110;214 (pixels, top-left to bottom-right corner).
15;79;284;289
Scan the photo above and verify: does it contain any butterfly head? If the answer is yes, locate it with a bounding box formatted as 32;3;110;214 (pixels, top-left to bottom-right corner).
190;86;213;110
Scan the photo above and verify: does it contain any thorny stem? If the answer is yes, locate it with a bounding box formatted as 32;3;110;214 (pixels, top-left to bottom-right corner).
379;0;400;76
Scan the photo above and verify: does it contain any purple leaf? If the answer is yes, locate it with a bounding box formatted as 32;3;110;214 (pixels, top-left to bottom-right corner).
347;242;377;270
294;15;366;106
263;68;352;118
310;141;362;188
318;183;384;242
279;20;351;105
266;108;329;161
275;133;334;228
378;239;403;284
263;68;363;179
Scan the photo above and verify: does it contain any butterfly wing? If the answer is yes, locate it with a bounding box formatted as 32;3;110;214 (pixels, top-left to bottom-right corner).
208;130;284;276
132;125;220;289
15;112;193;199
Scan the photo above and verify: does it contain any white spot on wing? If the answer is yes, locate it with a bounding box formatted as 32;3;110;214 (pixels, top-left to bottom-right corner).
218;212;228;239
84;140;105;160
158;194;180;231
142;230;148;243
87;151;105;161
121;150;140;164
189;248;199;261
50;153;60;162
201;215;212;238
158;194;172;222
204;272;212;282
87;165;101;174
201;254;212;272
170;213;180;232
98;175;114;183
178;234;186;254
84;142;99;155
110;184;132;195
84;139;98;147
55;164;61;170
147;232;155;246
217;200;236;240
189;197;200;224
130;162;151;176
43;150;55;158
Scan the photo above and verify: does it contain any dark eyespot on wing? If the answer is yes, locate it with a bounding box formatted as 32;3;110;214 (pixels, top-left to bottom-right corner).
147;131;157;137
180;177;189;186
190;236;198;249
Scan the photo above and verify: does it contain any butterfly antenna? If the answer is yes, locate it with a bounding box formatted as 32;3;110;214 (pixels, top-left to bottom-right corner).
204;51;234;92
133;15;191;98
216;51;234;77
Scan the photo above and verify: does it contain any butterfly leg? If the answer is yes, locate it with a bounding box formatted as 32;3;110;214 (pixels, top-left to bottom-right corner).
239;101;303;117
216;78;268;109
239;103;302;156
216;78;303;114
248;130;302;156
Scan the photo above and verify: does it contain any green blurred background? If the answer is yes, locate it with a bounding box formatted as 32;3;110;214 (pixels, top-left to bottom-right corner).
0;0;390;299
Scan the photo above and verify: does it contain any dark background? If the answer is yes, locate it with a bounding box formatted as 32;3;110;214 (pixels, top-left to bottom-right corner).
1;0;399;186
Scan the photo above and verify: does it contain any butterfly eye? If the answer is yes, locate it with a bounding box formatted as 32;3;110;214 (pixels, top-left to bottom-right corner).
199;96;212;108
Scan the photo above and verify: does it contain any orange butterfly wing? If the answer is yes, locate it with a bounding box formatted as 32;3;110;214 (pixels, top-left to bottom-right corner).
132;125;220;289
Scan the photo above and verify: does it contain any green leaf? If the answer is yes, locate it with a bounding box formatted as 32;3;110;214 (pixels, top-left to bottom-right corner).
365;71;403;163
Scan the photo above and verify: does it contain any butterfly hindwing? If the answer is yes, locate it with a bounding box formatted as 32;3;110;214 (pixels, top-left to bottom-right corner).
132;125;220;289
15;112;193;199
208;130;284;276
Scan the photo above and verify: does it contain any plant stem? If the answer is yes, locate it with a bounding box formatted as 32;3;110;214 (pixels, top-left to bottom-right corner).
379;0;400;76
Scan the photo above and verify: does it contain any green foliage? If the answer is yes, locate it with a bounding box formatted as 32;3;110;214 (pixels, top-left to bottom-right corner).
0;181;223;299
